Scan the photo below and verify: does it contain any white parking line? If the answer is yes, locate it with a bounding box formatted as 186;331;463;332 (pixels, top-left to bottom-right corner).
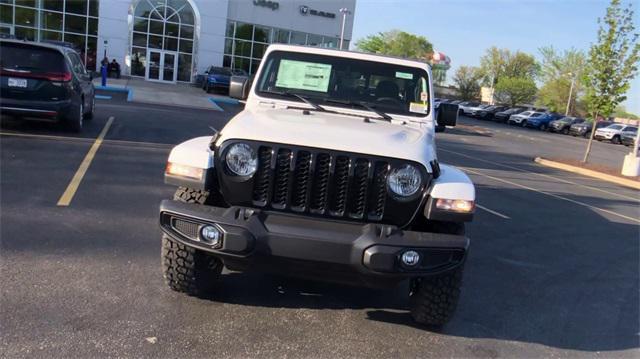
476;204;511;219
440;147;640;203
461;166;640;224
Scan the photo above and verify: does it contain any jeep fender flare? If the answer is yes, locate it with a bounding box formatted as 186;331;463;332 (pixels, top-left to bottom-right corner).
165;136;216;190
424;164;476;222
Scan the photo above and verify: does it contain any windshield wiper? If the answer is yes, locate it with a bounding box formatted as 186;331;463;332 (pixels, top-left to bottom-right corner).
263;90;326;112
324;99;393;121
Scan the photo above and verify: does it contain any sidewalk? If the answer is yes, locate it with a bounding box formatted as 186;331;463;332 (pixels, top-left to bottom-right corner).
93;77;238;111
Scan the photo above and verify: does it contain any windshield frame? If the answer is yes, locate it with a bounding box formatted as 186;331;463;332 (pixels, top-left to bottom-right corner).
253;50;432;119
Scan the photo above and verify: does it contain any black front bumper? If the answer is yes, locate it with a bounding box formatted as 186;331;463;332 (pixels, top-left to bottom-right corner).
159;200;468;288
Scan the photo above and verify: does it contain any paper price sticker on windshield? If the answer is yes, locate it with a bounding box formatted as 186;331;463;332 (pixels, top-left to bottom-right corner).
275;59;331;92
410;102;428;114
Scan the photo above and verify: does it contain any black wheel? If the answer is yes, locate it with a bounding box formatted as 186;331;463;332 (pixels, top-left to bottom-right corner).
162;187;224;296
205;82;211;93
408;220;465;327
540;124;548;131
520;120;527;127
84;96;94;120
562;127;569;135
65;102;83;132
162;235;222;296
612;135;621;144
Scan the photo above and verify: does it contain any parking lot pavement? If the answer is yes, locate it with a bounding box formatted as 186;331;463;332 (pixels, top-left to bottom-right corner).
455;116;632;170
1;103;639;358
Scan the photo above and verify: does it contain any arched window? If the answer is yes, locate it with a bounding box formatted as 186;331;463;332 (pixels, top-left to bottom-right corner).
130;0;196;82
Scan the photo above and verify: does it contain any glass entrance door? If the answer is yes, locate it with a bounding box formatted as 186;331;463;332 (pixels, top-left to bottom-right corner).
146;50;177;82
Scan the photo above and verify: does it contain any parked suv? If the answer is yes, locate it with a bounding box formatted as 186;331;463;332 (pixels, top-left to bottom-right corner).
621;127;638;147
494;107;526;123
595;124;637;144
524;112;563;131
508;111;542;126
474;105;508;120
202;67;247;93
0;39;95;132
569;120;614;137
549;116;585;134
160;44;475;327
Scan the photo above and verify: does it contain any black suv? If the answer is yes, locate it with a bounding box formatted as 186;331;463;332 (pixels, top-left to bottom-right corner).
475;105;508;120
549;116;584;134
1;39;95;132
493;107;526;123
569;120;614;138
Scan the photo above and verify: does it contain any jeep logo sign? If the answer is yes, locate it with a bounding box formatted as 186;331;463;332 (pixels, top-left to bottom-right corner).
253;0;279;10
299;5;336;19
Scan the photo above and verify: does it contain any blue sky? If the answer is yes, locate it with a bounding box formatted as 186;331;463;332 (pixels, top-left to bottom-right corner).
350;0;640;115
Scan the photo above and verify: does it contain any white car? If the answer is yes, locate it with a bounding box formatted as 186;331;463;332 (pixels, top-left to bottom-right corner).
458;102;480;115
507;111;544;126
159;44;476;328
595;123;636;144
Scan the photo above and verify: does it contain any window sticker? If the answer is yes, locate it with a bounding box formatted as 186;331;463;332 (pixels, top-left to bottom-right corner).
420;91;428;102
410;102;428;114
395;71;413;80
275;59;332;92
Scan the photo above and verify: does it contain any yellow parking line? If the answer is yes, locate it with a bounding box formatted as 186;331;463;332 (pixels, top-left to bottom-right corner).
56;117;114;206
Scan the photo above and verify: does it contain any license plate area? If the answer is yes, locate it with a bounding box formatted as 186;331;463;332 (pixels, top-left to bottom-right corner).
8;78;28;88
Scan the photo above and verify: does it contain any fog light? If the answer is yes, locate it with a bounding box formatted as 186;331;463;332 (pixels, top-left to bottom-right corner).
401;250;420;266
200;225;222;247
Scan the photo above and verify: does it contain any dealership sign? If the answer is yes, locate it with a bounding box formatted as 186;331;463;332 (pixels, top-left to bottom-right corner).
253;0;279;10
299;5;336;19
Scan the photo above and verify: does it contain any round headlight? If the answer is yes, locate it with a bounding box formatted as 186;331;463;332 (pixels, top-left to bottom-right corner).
225;143;257;176
388;165;422;197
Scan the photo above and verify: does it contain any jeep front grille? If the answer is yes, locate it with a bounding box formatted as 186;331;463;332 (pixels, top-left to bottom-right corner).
251;146;389;221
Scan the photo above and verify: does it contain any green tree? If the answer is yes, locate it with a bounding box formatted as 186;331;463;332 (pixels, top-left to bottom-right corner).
355;30;433;60
479;47;538;86
583;0;640;162
453;66;482;100
536;46;587;114
494;77;537;106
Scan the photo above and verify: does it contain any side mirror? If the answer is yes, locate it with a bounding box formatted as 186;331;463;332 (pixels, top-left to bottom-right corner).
437;103;458;127
229;75;250;100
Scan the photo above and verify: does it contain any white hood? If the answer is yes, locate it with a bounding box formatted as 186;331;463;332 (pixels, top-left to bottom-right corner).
216;106;436;171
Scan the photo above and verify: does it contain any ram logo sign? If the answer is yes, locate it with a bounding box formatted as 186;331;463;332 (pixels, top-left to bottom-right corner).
299;5;336;19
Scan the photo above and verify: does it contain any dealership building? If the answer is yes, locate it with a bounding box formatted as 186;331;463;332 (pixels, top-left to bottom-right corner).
0;0;356;83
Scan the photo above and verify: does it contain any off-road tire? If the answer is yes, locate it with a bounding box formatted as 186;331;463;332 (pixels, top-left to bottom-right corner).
408;220;465;327
409;264;464;327
162;186;223;296
162;235;222;296
612;135;621;144
173;186;227;207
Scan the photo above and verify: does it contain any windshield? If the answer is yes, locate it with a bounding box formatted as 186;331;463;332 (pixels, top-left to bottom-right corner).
255;50;431;118
520;111;532;116
606;124;623;130
530;113;542;118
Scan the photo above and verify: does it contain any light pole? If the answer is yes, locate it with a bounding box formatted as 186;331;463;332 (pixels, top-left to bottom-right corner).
565;72;576;116
339;8;351;50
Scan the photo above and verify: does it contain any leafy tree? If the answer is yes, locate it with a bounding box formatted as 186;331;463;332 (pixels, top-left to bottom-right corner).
479;46;509;86
536;46;587;114
503;52;539;79
494;77;537;106
583;0;640;162
453;66;482;100
355;30;433;60
479;47;538;86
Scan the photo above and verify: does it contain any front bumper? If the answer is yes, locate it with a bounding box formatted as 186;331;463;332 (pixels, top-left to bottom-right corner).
159;200;468;288
594;133;613;140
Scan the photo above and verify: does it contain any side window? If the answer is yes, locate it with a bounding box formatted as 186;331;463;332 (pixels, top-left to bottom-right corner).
67;52;86;75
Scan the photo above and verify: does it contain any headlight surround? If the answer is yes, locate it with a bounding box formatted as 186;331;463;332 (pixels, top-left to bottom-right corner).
225;143;258;176
388;164;422;197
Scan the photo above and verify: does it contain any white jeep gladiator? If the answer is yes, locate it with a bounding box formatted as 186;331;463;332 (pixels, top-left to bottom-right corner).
160;44;475;327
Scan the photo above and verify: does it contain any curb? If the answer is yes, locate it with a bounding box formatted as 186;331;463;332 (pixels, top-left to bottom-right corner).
534;157;640;190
